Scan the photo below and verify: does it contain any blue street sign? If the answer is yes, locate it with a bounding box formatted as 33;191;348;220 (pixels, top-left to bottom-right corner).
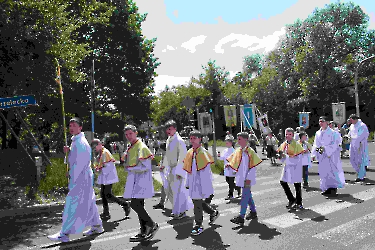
0;95;37;109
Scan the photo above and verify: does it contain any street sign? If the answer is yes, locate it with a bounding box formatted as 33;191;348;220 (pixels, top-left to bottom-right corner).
0;95;37;109
182;97;195;109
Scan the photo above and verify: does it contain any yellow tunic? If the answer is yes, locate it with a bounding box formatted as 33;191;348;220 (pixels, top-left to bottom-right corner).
277;140;304;157
183;146;214;173
123;139;153;167
94;147;115;171
227;146;262;171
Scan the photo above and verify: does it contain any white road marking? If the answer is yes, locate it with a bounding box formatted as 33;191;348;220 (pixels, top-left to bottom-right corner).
312;211;375;246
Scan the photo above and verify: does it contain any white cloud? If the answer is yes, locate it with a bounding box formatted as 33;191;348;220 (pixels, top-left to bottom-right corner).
181;35;207;53
215;28;286;54
167;45;175;50
153;75;191;95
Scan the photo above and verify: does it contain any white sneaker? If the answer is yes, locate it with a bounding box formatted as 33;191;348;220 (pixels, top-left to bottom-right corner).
83;226;104;236
47;232;70;242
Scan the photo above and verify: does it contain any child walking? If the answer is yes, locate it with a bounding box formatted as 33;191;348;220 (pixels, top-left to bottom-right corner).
228;132;262;226
298;132;312;188
183;130;220;236
91;139;131;221
220;134;241;200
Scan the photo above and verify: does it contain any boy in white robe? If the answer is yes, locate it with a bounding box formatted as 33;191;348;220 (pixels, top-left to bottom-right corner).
184;130;219;236
48;117;103;242
277;128;305;210
348;114;370;181
298;132;312;188
153;120;193;219
123;125;159;242
220;134;241;200
228;132;262;226
91;139;130;221
312;116;345;196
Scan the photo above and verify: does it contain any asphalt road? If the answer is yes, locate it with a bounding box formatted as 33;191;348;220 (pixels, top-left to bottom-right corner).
3;143;375;250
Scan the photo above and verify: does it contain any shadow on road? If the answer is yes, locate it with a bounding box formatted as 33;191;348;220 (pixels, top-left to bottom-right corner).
325;193;365;204
167;216;194;240
288;208;328;222
41;232;105;250
303;186;321;192
0;208;64;249
191;225;230;250
236;218;281;240
131;239;161;250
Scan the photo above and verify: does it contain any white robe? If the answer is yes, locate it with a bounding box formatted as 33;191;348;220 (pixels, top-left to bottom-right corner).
162;132;193;214
62;132;102;234
185;158;214;199
234;150;257;188
279;142;303;183
220;147;236;177
123;158;154;199
312;127;345;191
348;119;370;179
97;161;119;185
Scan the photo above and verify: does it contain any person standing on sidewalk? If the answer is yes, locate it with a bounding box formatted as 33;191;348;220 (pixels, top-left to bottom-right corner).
348;114;370;181
311;116;345;196
47;117;103;242
228;132;262;226
153;120;193;220
220;134;241;200
91;139;130;221
184;130;219;236
277;128;305;210
123;125;159;242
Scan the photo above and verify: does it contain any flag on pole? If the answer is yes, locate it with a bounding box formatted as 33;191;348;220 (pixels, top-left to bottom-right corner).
243;104;257;129
299;112;310;129
332;102;346;125
198;112;213;135
223;105;237;127
257;113;270;135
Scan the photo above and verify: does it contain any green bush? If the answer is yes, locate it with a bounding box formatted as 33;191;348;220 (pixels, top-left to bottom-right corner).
208;140;227;147
211;160;224;175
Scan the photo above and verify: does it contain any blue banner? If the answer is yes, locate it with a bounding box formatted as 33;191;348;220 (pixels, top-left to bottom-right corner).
243;104;256;129
299;112;309;129
0;95;37;109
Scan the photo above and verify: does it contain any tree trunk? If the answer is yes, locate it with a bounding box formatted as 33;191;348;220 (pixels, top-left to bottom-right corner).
1;110;7;149
8;110;21;149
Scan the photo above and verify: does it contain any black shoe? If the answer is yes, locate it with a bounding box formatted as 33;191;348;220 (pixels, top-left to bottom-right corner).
303;182;309;188
245;211;257;220
209;210;219;225
129;233;146;242
355;178;364;182
230;215;244;226
173;212;186;220
286;199;296;209
153;203;165;209
121;201;131;217
225;195;233;200
237;190;241;198
100;213;111;220
144;223;159;241
191;225;204;236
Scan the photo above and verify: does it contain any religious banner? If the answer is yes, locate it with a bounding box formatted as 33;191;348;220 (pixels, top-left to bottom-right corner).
223;105;237;127
198;112;213;135
243;104;257;129
332;102;346;125
257;113;270;135
299;112;310;129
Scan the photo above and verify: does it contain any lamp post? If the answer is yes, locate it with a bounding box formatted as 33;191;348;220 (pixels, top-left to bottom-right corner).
354;55;375;116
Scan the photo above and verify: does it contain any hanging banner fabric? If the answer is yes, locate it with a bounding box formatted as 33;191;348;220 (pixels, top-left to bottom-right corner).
332;102;346;125
257;113;270;135
223;105;237;127
198;112;213;135
299;112;310;129
243;104;257;129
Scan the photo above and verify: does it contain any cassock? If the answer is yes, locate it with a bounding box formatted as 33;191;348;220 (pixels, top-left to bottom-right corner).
277;140;304;183
96;147;119;185
184;146;215;199
61;132;102;234
123;139;154;199
312;127;345;191
162;132;193;214
348;119;370;179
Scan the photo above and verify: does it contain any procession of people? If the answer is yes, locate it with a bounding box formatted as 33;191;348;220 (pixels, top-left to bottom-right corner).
47;113;371;243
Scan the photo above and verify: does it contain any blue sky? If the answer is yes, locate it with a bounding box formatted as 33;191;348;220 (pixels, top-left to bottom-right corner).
134;0;375;95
